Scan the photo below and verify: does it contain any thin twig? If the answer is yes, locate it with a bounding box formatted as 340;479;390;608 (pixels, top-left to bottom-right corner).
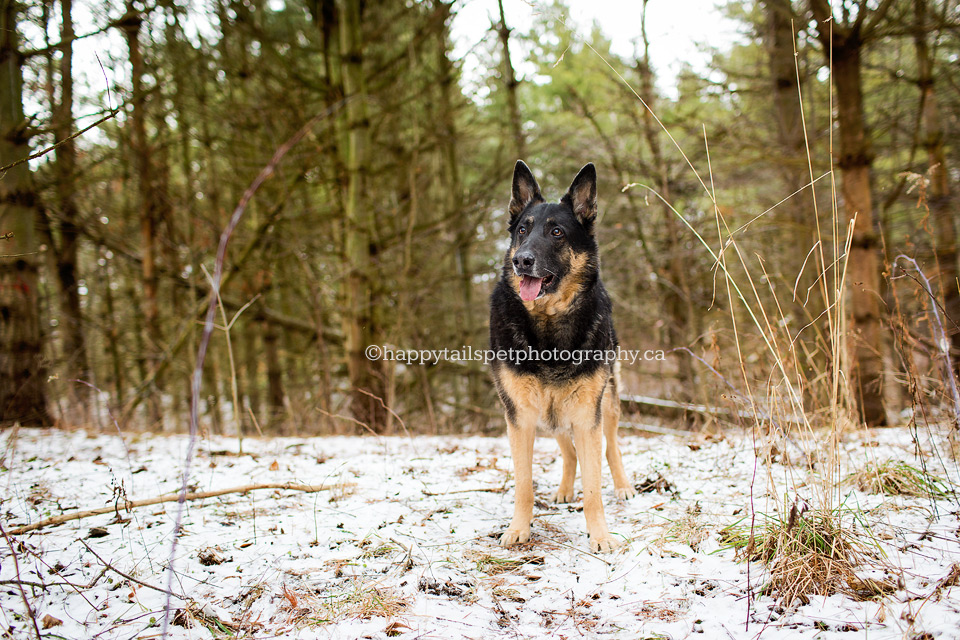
355;388;410;437
0;521;42;640
0;577;109;590
316;406;381;438
0;108;120;175
893;255;960;426
246;406;264;436
19;549;107;611
79;539;187;600
202;264;259;453
421;487;505;496
543;537;614;566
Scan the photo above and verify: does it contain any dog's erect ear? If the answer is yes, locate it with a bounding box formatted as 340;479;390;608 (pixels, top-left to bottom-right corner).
509;160;543;220
562;163;598;229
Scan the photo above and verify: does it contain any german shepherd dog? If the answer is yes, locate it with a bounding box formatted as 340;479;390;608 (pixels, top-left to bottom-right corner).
490;161;635;553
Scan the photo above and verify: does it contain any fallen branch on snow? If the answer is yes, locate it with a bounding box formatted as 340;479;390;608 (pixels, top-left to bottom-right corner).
8;482;353;535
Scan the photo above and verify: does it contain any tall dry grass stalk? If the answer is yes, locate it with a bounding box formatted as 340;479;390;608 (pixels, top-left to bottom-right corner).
202;263;260;453
580;10;886;610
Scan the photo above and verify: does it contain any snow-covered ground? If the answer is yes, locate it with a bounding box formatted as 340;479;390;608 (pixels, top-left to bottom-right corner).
2;426;958;639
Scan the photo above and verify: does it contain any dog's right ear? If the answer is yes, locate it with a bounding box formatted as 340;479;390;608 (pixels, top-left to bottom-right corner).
509;160;543;221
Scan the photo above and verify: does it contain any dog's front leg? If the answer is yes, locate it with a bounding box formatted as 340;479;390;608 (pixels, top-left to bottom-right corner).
501;415;536;547
572;420;618;553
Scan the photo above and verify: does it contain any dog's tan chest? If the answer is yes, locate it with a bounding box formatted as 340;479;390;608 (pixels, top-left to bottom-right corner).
498;366;609;432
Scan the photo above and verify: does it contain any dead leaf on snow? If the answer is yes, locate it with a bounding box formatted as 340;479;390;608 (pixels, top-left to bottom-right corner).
41;614;62;629
385;620;411;636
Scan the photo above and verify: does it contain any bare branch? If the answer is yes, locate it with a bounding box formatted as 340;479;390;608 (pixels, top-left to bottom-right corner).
861;0;899;36
0;108;120;175
8;482;353;536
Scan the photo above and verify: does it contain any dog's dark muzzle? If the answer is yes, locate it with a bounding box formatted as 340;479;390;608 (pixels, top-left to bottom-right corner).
513;250;556;301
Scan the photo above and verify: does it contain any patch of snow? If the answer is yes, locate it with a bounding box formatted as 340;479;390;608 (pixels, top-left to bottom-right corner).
1;426;958;639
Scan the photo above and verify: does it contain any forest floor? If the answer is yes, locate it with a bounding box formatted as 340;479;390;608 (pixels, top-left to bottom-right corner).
2;425;959;639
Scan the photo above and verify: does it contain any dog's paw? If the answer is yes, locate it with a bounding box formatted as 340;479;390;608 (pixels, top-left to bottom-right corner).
553;488;576;503
589;534;621;553
615;485;637;500
499;528;531;547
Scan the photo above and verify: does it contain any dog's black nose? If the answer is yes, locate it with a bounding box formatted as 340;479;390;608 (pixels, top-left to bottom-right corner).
513;250;535;270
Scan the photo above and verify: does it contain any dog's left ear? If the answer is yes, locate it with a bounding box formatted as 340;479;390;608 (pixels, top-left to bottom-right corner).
562;163;597;230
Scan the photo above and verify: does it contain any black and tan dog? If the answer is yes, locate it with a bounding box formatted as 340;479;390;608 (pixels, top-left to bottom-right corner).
490;160;635;553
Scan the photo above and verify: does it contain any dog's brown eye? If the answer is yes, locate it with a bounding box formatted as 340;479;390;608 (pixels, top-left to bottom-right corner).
518;226;526;235
552;227;563;237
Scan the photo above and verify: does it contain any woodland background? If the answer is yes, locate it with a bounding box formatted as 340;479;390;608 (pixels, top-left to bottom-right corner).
1;0;959;436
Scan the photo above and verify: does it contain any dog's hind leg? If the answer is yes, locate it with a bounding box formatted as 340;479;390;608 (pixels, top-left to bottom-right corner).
602;385;636;500
501;413;537;547
553;433;577;503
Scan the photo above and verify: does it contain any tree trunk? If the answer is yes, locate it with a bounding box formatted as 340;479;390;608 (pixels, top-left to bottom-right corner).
497;0;525;160
263;317;285;432
308;0;341;434
122;3;163;428
835;50;886;426
638;0;698;402
243;318;261;432
101;247;124;407
436;0;481;408
204;345;222;434
51;0;90;414
764;0;813;272
337;0;386;432
811;2;887;426
0;0;51;427
914;0;960;365
763;0;827;407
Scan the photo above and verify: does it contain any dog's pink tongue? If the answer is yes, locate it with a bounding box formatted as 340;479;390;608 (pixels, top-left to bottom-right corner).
519;275;543;301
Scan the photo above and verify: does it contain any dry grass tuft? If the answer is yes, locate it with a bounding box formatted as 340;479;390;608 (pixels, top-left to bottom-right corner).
468;551;545;575
634;472;676;495
744;507;888;606
659;503;709;551
929;563;960;601
359;539;398;560
287;579;409;627
326;480;356;504
491;585;527;602
634;600;685;622
849;460;951;497
718;522;751;554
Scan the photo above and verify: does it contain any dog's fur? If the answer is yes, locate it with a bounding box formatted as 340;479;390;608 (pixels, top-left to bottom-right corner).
489;161;635;553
